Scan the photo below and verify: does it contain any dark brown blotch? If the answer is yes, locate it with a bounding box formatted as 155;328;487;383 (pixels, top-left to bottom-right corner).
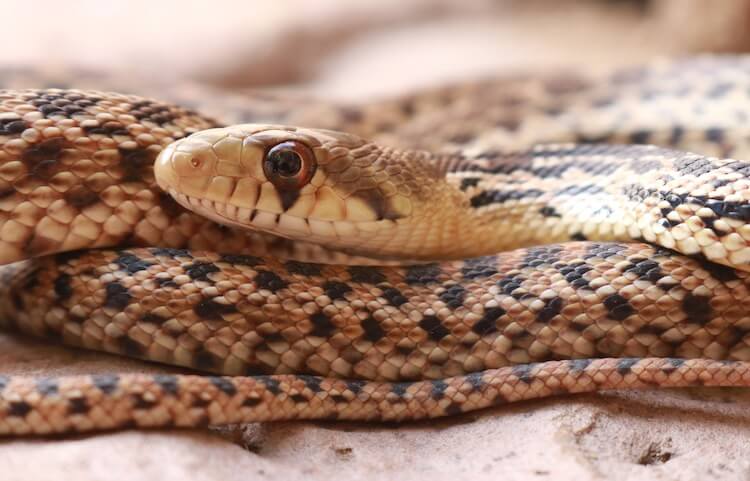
419;315;450;341
67;397;89;415
64;185;100;209
309;311;336;338
8;401;32;417
361;316;385;342
22;137;66;179
194;298;237;320
104;281;131;309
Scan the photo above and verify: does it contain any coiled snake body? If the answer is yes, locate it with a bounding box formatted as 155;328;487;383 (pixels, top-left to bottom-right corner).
2;58;750;435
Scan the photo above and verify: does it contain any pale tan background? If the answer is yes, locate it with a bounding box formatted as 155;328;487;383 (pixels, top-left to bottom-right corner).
4;1;750;480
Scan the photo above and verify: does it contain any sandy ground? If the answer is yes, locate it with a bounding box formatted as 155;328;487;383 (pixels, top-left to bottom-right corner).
3;1;750;480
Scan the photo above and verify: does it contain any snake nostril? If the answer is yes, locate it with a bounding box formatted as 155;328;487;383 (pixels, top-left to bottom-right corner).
190;157;201;168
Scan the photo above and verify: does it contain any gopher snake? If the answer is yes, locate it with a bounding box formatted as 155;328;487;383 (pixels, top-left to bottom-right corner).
2;57;750;435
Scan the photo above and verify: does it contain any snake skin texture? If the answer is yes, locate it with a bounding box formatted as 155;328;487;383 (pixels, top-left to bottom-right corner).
3;57;750;435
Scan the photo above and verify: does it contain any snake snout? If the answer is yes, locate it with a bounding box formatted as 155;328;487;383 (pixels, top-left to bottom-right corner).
154;138;217;197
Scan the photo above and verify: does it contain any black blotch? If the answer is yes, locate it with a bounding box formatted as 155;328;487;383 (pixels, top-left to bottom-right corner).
258;376;281;394
361;316;385;342
346;380;366;394
537;297;563;323
310;312;336;337
539;206;561;217
114;253;154;274
92;374;119;394
104;282;131;309
290;394;308;403
461;256;498;279
0;117;28;135
151;247;193;258
603;294;635;321
8;401;31;417
617;358;639;375
439;284;466;309
559;261;593;290
419;315;450;341
242;397;263;407
472;306;505;335
405;263;442;284
299;375;322;393
194;298;237;320
254;270;288;292
460;177;481;191
155;277;178;288
571;232;587;241
323;281;352;300
210;377;237;396
129;99;177;125
285;261;322;276
431;380;448;400
444;402;464;416
683;293;713;325
391;383;408;397
219;253;262;266
53;273;73;301
624;257;664;283
154;374;179;395
381;287;407;307
184;261;220;282
68;397;89;415
348;266;386;284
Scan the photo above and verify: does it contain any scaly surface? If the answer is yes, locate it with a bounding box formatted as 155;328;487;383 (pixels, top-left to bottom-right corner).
2;57;750;435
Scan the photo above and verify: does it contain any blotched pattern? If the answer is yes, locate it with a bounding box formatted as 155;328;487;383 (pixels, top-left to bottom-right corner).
2;57;750;435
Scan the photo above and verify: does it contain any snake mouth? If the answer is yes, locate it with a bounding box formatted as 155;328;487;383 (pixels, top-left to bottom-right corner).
168;189;369;248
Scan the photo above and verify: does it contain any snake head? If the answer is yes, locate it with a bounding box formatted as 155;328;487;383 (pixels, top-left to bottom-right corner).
155;124;433;257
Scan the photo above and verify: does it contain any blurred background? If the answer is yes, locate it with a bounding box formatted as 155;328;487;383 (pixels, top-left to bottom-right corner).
4;0;750;101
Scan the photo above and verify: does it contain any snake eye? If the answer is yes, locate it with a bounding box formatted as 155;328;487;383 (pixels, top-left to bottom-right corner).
263;140;317;189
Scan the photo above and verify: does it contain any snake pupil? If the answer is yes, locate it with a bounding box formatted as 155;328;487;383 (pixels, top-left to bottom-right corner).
263;140;317;189
270;149;302;177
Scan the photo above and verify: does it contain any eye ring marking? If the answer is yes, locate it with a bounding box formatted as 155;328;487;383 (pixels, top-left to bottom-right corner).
263;140;317;190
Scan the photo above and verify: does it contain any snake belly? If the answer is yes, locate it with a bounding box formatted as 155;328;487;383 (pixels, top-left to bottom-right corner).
1;58;750;435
